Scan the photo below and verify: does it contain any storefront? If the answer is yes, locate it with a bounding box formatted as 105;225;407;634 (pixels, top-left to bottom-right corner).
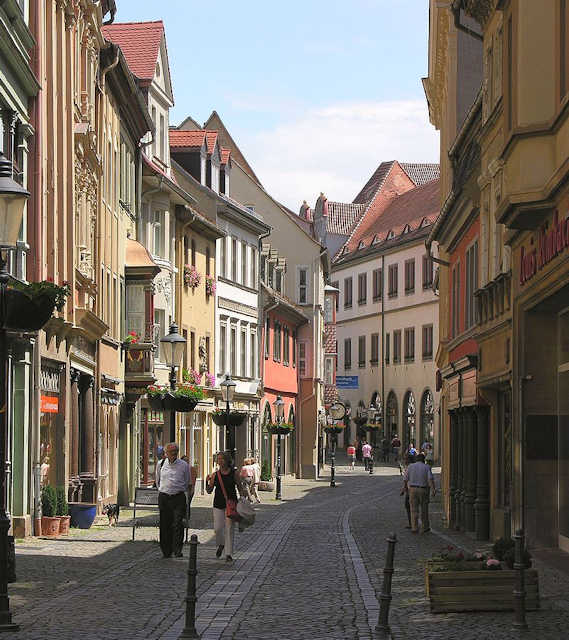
39;362;64;489
513;204;569;551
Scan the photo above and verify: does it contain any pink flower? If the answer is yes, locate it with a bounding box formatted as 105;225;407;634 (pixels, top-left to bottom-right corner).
486;558;500;567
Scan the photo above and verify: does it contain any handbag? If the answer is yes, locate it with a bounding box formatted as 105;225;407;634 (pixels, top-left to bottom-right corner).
217;470;241;522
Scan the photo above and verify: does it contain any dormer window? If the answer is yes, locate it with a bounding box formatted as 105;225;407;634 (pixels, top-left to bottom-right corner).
403;224;410;234
387;230;395;240
200;151;206;186
372;234;380;245
211;160;220;194
358;240;366;250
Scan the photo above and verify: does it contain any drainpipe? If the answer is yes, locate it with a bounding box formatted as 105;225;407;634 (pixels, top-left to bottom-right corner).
381;253;386;437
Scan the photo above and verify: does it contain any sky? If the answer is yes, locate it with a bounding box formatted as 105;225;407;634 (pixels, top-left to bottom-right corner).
116;0;439;211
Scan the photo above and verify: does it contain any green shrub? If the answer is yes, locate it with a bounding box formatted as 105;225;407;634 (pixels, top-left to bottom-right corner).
41;485;57;518
56;486;68;516
261;459;272;481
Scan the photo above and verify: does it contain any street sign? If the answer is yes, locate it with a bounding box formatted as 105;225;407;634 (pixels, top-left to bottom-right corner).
336;376;358;389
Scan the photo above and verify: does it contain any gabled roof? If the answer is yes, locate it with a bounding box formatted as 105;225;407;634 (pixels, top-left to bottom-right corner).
205;131;218;155
169;130;206;151
353;161;395;204
203;111;263;186
326;202;366;235
220;148;231;165
102;21;164;84
336;179;440;262
400;163;440;186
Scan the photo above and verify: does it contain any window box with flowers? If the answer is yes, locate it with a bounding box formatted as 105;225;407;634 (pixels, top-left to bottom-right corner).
2;279;70;331
424;546;539;612
184;265;201;289
205;275;216;297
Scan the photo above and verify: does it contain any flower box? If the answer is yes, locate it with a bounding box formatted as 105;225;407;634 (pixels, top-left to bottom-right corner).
425;568;540;613
212;411;247;427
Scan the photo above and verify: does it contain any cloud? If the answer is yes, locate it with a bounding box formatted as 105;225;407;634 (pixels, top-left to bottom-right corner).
239;100;439;211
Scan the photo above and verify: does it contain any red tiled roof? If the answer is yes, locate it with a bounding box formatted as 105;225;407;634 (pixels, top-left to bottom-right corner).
220;148;231;165
353;161;395;204
169;130;206;150
400;163;440;186
102;21;164;83
344;179;440;255
205;131;218;155
327;202;366;235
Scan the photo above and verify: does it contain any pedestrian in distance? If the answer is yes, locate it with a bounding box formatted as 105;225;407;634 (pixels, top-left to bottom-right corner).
250;457;261;503
155;442;190;558
391;434;401;463
347;443;356;470
423;441;434;467
362;440;372;471
408;442;417;457
403;452;436;534
400;453;415;528
240;457;255;502
206;451;242;563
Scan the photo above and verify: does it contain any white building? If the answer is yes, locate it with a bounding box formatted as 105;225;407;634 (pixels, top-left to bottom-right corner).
330;161;441;457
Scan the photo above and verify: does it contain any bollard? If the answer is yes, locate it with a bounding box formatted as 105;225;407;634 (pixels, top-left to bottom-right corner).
376;532;397;636
512;528;528;630
178;534;200;639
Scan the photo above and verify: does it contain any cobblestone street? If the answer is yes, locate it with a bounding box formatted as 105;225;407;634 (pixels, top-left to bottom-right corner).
7;462;569;639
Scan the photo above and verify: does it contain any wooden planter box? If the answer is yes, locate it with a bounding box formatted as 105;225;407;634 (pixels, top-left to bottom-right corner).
426;567;540;613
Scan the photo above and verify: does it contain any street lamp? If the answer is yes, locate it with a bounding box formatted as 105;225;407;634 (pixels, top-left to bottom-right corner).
160;323;186;442
326;402;347;488
220;374;236;460
273;395;285;500
0;152;29;633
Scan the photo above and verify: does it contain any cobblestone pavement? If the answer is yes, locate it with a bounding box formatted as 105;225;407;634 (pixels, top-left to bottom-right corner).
6;461;569;639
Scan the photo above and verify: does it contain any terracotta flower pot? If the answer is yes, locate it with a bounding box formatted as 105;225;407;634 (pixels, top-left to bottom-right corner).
41;516;60;537
57;515;71;535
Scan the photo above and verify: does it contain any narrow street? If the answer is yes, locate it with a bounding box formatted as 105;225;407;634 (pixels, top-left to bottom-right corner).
7;462;569;640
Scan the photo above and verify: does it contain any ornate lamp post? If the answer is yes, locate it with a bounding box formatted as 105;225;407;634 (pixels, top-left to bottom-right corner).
220;374;236;460
272;395;285;500
160;323;186;442
324;402;347;488
0;152;30;632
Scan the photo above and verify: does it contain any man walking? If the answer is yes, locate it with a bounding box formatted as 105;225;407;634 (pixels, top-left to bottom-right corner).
362;440;372;471
403;453;435;533
156;442;190;558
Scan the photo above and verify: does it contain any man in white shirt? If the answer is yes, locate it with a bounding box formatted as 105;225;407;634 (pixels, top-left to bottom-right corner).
403;453;436;533
156;442;190;558
362;441;372;471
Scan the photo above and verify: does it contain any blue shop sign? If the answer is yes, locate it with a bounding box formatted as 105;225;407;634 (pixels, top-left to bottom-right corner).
336;376;359;389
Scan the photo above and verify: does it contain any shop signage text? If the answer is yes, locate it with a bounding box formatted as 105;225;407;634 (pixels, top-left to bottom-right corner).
336;376;359;389
40;395;59;413
519;210;569;285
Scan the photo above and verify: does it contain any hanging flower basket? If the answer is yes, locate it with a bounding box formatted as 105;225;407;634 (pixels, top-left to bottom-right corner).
184;265;201;289
147;395;164;410
364;423;382;431
353;415;367;427
324;424;345;435
162;393;198;412
267;423;295;436
205;275;216;297
212;410;247;427
1;280;70;331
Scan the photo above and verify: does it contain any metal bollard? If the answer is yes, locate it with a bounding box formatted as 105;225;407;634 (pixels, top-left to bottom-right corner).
512;528;528;630
376;532;397;635
178;534;200;639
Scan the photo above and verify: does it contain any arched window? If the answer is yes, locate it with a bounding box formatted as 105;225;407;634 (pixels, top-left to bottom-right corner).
420;389;434;446
386;391;398;438
403;391;416;449
191;239;196;267
183;235;189;265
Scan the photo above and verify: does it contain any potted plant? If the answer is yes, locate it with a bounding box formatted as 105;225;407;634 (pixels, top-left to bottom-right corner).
205;275;216;297
123;330;139;346
2;279;70;331
163;383;205;412
424;545;539;612
212;409;247;427
258;460;274;492
56;486;71;535
146;384;168;410
68;502;97;529
182;367;202;385
184;265;201;289
41;485;60;537
267;422;295;436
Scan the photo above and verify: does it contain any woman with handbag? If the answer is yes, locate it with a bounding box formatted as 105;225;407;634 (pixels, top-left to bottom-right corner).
206;451;241;563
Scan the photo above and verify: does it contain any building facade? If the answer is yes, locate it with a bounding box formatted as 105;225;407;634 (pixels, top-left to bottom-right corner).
332;165;440;456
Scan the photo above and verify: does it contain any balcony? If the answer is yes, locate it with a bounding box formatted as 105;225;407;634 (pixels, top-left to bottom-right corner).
474;271;512;327
124;342;156;397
